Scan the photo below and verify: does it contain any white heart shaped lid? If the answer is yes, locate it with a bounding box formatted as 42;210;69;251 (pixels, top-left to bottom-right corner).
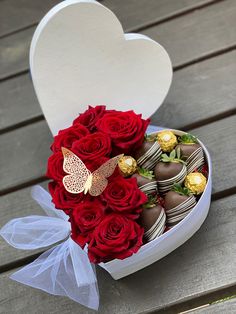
30;0;173;135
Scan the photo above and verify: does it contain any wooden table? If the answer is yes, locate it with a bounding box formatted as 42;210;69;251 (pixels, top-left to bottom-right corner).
0;1;236;313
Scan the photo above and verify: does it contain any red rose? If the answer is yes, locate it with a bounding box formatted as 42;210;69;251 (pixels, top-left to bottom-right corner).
48;181;86;214
73;199;105;233
88;213;144;263
73;105;107;132
71;199;106;247
46;152;66;181
96;110;150;155
196;163;208;177
51;123;89;152
71;132;112;162
102;176;147;218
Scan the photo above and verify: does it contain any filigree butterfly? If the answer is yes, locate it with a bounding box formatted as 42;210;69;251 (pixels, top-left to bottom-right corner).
62;147;123;196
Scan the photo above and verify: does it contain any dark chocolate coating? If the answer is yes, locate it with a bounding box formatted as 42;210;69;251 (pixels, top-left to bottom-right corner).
154;162;183;181
176;143;201;160
140;205;163;232
132;173;156;187
164;191;189;210
134;141;155;160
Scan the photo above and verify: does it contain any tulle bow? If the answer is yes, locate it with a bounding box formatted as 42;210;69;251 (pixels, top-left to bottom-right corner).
0;185;99;310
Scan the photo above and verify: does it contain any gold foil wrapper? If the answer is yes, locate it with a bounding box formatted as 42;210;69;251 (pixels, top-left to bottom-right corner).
184;172;207;195
118;156;137;177
157;131;178;152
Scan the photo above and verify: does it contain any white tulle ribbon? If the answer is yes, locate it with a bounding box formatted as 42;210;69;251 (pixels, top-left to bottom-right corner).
0;215;70;250
0;185;99;310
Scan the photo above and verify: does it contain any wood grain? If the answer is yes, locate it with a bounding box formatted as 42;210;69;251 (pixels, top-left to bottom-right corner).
1;0;236;80
0;0;60;37
1;114;236;194
142;0;236;68
0;27;34;80
0;73;41;131
1;49;236;133
0;194;235;313
0;0;215;38
153;50;236;129
1;0;236;312
103;0;216;31
0;121;52;192
189;115;236;194
193;298;236;313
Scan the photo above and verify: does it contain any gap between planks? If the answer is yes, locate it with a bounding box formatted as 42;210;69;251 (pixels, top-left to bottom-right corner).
148;285;236;314
125;0;225;33
1;43;236;84
0;0;223;40
1;46;235;135
0;0;232;83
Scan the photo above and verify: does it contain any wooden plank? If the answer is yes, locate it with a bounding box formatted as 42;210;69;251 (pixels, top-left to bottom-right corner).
188;115;236;195
2;50;236;133
193;298;236;313
141;0;236;67
0;0;214;37
1;114;236;194
0;73;41;131
103;0;215;31
153;50;236;129
0;0;60;37
0;121;52;192
1;0;236;80
0;27;34;80
0;183;48;268
0;194;235;313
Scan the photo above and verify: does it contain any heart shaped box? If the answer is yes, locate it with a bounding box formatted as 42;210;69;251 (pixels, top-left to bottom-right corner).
30;0;212;279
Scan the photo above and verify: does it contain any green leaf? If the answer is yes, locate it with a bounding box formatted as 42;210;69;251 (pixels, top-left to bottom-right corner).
145;134;156;142
161;153;169;160
138;167;155;179
179;133;198;144
170;150;176;159
172;183;192;196
176;147;181;159
143;194;158;208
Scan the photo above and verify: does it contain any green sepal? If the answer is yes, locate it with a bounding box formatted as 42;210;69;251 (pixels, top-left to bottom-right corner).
145;133;157;142
143;194;158;209
137;167;155;179
160;149;186;164
179;133;198;144
172;183;192;196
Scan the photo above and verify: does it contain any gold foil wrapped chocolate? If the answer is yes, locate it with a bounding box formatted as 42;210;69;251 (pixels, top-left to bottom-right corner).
118;156;137;177
157;130;178;152
184;172;207;195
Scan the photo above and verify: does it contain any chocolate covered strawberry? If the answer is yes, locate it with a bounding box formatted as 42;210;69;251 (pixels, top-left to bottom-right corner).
165;183;195;210
154;149;187;194
132;167;158;195
134;135;162;170
140;196;166;241
165;183;196;226
176;133;201;161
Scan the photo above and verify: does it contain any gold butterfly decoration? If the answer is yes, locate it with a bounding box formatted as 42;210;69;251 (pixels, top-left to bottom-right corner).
62;147;123;196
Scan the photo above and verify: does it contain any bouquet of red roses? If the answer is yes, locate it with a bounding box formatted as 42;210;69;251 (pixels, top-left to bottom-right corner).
47;105;150;263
